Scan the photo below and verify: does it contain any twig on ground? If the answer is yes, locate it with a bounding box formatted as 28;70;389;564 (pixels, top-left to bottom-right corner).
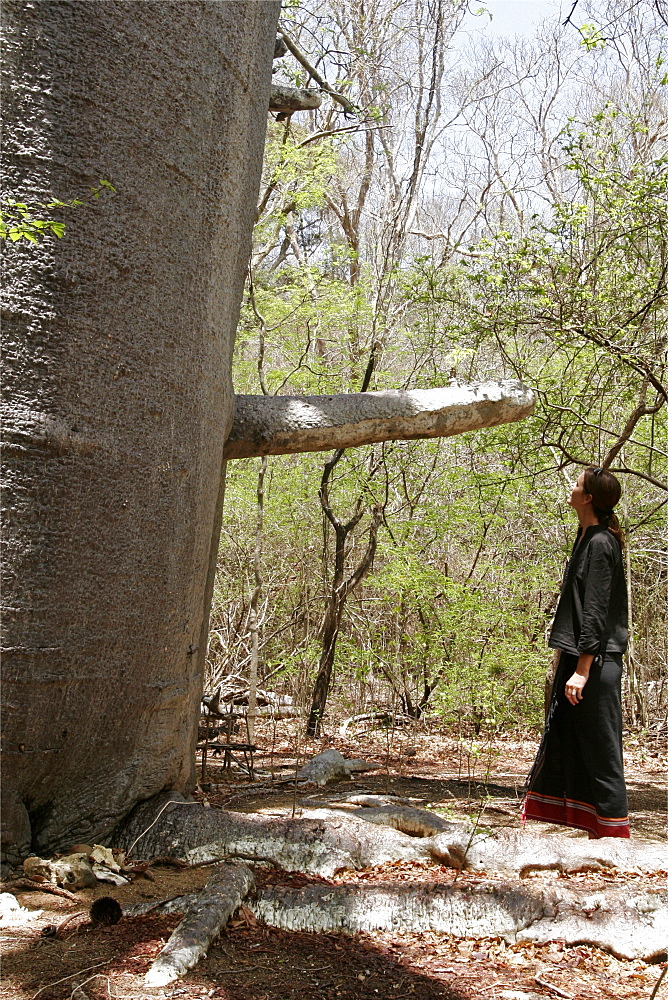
32;961;111;999
125;799;201;858
534;972;575;998
483;804;519;817
2;878;80;902
56;910;86;937
650;966;668;1000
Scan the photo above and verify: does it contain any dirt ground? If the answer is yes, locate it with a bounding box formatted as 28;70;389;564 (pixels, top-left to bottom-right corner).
2;723;666;1000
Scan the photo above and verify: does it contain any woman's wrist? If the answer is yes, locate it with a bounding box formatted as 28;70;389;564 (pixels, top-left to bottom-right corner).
576;653;595;676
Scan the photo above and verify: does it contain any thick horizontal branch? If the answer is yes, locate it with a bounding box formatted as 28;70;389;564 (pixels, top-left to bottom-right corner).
223;382;535;460
278;30;360;117
269;84;322;114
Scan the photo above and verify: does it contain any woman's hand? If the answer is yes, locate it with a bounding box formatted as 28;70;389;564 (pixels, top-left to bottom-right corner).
565;672;587;704
565;653;595;705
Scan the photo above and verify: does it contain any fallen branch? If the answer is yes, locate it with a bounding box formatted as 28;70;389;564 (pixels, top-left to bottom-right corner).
296;749;373;786
339;711;413;734
650;966;668;1000
534;972;574;999
144;862;255;987
54;910;86;937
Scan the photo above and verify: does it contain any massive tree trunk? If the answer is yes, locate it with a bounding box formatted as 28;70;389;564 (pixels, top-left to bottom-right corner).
1;0;280;859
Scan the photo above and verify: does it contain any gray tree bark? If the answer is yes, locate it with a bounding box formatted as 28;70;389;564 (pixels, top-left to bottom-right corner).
113;793;668;879
144;862;255;987
223;382;534;459
1;0;280;859
269;85;323;113
251;881;668;962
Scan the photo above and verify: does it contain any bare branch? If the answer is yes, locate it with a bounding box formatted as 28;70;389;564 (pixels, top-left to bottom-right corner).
279;30;361;118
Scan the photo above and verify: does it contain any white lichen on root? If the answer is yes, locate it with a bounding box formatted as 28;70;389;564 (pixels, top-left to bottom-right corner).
144;862;255;987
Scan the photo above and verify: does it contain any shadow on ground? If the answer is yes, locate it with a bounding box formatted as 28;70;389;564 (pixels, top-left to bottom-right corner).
1;914;467;1000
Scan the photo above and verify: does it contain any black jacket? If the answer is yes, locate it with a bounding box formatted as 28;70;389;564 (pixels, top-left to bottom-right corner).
549;525;628;658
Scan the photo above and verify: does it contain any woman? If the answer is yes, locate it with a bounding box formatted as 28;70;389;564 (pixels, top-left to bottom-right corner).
523;467;630;838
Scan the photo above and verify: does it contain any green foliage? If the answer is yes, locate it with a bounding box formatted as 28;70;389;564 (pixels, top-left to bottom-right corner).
0;199;72;243
578;22;606;51
1;180;116;243
213;14;667;735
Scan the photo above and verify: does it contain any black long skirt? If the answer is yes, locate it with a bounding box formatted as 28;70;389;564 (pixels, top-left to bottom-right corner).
523;651;630;838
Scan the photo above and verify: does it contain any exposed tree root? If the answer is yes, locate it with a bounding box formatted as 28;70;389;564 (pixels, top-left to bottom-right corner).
442;826;668;876
126;878;668;965
300;804;668;874
250;881;668;962
114;793;668;879
144;862;254;987
111;793;668;984
113;793;434;877
335;804;457;838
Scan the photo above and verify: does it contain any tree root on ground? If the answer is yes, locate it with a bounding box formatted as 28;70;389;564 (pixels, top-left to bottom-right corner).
299;804;668;874
114;793;668;878
143;862;254;987
441;825;668;876
111;793;668;984
113;793;436;877
128;878;667;964
251;881;668;962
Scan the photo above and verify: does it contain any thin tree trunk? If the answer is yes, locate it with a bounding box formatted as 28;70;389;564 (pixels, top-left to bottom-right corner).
247;456;268;745
308;589;345;736
246;270;271;746
307;506;381;737
622;469;647;726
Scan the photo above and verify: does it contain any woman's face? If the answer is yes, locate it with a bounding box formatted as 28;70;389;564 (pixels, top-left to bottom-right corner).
568;472;591;511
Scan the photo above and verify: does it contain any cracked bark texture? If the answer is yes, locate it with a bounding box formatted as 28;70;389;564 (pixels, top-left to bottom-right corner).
113;794;436;878
127;876;668;963
1;0;280;857
113;794;667;881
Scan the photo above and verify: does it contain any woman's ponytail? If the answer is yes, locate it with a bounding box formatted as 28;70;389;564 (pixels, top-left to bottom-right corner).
584;467;625;548
592;504;624;547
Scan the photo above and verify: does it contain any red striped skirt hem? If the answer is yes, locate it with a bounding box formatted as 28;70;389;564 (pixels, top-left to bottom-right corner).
523;791;630;839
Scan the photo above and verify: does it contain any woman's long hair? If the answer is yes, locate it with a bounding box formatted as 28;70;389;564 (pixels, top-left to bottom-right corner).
583;467;624;546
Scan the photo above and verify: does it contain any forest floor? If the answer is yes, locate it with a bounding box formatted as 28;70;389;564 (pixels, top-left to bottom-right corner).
2;722;666;1000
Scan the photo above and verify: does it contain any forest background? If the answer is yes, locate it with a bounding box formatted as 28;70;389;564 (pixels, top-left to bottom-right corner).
209;0;667;743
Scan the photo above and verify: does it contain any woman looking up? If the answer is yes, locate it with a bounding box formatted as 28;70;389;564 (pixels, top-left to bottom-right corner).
524;467;630;838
